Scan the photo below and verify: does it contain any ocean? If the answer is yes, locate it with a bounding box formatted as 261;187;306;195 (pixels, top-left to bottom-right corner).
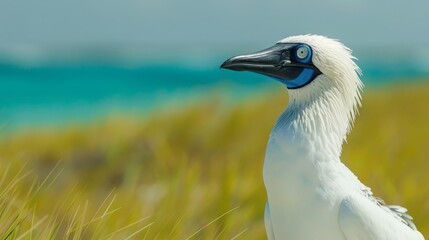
1;53;428;132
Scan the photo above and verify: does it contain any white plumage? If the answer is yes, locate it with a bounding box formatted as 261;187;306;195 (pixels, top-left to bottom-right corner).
261;35;424;239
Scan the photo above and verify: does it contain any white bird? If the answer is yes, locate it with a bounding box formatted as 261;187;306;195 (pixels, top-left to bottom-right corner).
221;35;424;240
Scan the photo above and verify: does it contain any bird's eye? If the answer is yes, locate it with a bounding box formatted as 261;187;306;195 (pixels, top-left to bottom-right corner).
296;46;309;59
295;45;312;63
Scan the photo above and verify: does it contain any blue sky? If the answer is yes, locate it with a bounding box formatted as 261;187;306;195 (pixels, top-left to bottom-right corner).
0;0;428;52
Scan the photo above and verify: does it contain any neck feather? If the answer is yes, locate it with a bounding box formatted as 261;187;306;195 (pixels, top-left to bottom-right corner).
275;75;362;159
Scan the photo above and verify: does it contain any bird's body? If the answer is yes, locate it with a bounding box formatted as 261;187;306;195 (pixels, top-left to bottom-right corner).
263;77;422;239
221;35;424;240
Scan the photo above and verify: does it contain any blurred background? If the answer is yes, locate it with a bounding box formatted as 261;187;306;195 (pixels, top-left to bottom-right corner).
1;0;428;239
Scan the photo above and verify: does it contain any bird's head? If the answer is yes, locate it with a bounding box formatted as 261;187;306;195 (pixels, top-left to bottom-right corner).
221;34;364;130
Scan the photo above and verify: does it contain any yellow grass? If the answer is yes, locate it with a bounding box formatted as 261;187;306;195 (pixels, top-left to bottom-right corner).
1;81;429;239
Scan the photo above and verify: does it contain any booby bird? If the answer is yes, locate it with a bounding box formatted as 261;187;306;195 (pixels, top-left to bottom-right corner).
221;35;424;240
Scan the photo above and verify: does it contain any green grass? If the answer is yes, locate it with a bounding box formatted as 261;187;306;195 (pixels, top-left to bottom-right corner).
1;81;429;239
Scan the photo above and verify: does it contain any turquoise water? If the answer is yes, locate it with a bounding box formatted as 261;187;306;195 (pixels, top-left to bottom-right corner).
1;57;428;132
0;62;274;131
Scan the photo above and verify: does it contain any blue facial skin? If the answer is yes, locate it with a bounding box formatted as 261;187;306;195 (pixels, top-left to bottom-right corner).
281;68;318;89
276;44;319;90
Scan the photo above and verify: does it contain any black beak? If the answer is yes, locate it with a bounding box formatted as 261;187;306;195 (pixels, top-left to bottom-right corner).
220;43;314;81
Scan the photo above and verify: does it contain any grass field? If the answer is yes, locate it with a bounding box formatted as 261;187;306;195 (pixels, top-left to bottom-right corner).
1;80;429;239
